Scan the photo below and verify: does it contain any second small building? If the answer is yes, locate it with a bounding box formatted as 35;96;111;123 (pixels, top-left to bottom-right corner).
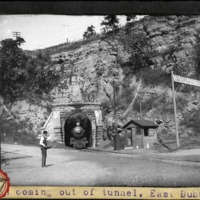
122;119;158;149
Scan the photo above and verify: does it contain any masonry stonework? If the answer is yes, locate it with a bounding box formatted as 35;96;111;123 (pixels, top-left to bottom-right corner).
42;102;103;147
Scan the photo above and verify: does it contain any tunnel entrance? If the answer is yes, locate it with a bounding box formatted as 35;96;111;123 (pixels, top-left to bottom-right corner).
64;111;92;148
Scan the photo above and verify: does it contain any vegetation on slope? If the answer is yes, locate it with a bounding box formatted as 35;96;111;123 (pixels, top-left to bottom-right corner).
0;37;61;104
3;15;200;144
0;37;61;144
99;16;200;138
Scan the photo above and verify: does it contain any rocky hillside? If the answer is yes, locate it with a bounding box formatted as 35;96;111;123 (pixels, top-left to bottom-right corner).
7;15;200;138
50;15;200;99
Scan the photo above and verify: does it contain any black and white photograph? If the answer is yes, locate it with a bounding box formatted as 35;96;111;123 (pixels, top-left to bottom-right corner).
1;1;200;193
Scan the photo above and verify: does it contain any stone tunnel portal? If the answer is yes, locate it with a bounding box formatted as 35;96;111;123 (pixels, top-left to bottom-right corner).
64;112;92;148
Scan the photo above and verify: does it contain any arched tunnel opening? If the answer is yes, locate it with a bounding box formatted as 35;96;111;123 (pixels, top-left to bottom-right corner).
64;112;92;148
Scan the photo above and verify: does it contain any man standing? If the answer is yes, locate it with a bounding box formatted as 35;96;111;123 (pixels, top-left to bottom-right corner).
40;130;48;167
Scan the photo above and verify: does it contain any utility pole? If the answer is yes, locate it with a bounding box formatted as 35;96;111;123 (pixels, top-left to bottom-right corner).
171;70;180;148
113;79;117;126
113;78;118;150
12;32;21;39
139;93;144;120
63;25;69;43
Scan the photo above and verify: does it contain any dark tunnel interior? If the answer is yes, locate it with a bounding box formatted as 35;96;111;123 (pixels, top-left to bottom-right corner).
64;112;92;147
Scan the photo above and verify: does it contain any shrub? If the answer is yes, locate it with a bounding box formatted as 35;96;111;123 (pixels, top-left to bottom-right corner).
45;36;100;55
136;67;171;86
0;119;38;145
117;86;136;110
178;83;200;94
176;94;188;110
141;94;160;112
101;84;137;116
132;98;141;112
193;32;200;79
101;100;113;115
0;38;61;104
181;19;197;27
180;107;200;135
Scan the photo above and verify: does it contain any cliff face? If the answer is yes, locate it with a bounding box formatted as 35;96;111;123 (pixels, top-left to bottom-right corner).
141;16;198;72
51;15;200;100
9;15;200;136
50;40;125;103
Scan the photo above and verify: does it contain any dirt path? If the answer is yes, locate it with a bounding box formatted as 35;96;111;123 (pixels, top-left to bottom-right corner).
2;144;110;186
2;143;200;187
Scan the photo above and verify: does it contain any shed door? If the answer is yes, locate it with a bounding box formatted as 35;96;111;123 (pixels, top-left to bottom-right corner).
126;130;132;147
132;127;143;148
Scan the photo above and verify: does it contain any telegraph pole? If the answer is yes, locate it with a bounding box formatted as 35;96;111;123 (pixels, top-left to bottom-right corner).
113;78;118;150
171;70;180;148
12;32;21;39
113;79;117;126
63;25;69;43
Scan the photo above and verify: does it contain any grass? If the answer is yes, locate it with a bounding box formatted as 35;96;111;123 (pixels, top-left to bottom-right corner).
136;67;171;87
154;135;200;153
0;118;39;146
44;36;101;55
47;141;72;149
180;107;200;135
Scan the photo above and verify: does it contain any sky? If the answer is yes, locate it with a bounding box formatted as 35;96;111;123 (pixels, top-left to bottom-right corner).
0;15;144;50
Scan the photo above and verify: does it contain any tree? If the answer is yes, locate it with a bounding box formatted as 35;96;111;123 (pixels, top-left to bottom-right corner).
125;15;136;34
0;37;27;103
25;52;60;99
101;15;119;36
0;37;60;104
83;25;96;39
161;35;184;76
120;31;154;74
126;15;136;22
194;32;200;78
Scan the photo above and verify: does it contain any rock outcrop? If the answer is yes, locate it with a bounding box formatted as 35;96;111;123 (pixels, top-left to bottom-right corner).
8;15;200;137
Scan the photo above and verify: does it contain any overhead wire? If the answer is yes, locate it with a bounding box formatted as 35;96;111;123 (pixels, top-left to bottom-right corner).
39;33;66;45
36;35;67;48
42;23;100;44
35;22;103;49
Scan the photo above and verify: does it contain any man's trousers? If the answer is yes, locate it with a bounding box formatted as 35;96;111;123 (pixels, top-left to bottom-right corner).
41;147;47;167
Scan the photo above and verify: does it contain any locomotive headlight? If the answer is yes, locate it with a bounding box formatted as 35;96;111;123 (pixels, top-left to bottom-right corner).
73;127;84;137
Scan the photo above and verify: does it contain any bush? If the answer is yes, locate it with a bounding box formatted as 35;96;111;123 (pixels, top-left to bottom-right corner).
180;107;200;135
101;84;136;116
136;67;171;86
117;86;136;110
45;36;100;55
140;94;160;112
193;32;200;79
0;38;61;104
101;100;113;115
176;94;188;110
178;83;200;94
0;119;38;146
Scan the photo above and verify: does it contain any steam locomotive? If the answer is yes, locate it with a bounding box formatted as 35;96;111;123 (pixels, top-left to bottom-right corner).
70;122;88;148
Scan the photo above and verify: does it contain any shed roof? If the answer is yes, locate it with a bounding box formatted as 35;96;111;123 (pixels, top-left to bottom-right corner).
122;120;158;129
